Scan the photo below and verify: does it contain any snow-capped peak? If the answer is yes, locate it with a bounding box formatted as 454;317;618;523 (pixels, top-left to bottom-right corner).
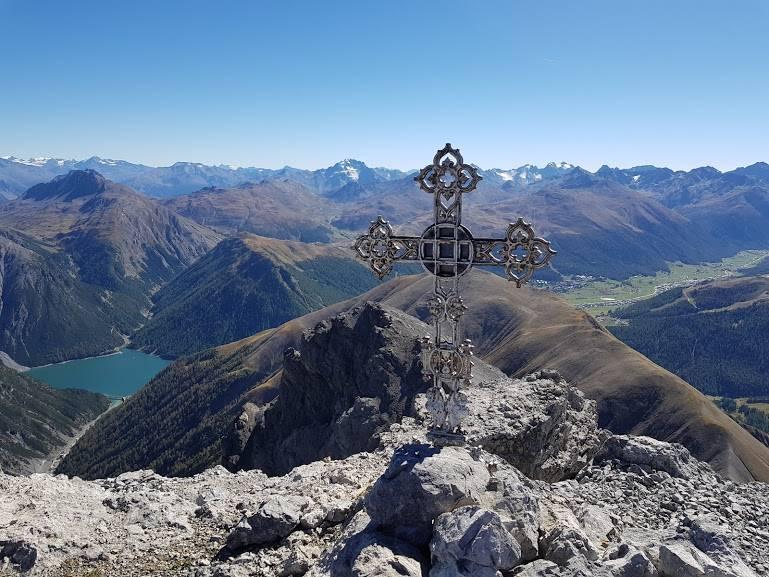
334;159;366;181
2;156;55;166
545;161;574;170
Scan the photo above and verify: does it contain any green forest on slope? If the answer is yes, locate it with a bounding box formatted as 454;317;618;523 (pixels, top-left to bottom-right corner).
56;343;275;479
610;279;769;398
0;365;109;474
130;238;379;358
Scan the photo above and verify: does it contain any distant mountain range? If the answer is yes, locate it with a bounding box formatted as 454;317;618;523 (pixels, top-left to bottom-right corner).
3;153;768;202
7;154;769;274
0;170;220;365
1;158;769;368
0;156;415;199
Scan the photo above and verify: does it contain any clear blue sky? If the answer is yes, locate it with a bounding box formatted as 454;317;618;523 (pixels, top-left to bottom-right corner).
1;0;767;171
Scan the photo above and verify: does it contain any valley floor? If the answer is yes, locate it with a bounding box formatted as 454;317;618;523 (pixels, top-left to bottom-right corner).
555;249;769;316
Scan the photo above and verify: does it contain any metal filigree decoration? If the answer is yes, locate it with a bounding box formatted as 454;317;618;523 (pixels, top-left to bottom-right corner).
353;144;556;444
474;218;557;287
427;291;467;323
354;216;419;279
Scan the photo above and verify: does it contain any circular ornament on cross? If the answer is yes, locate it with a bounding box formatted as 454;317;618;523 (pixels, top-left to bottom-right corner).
418;223;475;278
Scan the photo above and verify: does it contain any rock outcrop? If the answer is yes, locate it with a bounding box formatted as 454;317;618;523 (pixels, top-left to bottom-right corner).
3;389;769;577
464;370;609;482
232;305;430;475
232;303;605;483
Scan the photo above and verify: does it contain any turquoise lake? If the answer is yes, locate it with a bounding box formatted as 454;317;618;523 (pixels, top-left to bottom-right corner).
25;349;172;399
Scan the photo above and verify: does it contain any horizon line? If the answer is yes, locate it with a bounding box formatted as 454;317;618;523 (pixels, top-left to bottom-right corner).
2;153;766;175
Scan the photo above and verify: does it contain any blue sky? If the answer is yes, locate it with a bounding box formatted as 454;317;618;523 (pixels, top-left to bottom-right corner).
0;0;767;170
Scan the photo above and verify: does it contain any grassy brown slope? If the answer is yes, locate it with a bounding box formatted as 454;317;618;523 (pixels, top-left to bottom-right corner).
164;181;338;242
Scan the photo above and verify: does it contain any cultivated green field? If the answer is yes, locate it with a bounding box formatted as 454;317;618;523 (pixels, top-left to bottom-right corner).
557;250;769;316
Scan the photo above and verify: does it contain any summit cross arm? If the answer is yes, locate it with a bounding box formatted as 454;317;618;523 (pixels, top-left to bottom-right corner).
353;144;556;443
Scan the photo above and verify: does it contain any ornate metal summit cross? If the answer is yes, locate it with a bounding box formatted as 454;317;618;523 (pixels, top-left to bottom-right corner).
353;144;556;442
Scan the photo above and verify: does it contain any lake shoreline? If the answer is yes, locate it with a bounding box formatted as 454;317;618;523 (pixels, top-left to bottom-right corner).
25;348;171;399
23;349;124;372
24;346;179;373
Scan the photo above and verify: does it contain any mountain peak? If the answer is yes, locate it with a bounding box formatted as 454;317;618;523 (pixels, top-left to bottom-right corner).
689;166;721;179
317;159;378;192
731;161;769;182
1;156;63;167
545;161;575;170
22;169;108;202
561;166;595;181
331;158;369;177
80;156;123;167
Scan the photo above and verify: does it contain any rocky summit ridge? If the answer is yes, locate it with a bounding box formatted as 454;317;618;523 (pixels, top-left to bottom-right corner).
2;304;768;577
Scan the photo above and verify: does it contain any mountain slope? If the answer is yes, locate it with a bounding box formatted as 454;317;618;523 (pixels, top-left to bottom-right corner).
0;365;109;474
131;235;380;357
609;275;769;398
0;170;221;364
467;175;715;278
14;170;221;290
0;228;134;365
163;181;338;242
678;183;769;248
58;271;769;483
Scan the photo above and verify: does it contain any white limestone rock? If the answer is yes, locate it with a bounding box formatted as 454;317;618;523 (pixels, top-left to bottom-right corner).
463;370;609;483
429;505;521;577
226;495;311;550
602;544;658;577
595;435;711;480
364;444;491;546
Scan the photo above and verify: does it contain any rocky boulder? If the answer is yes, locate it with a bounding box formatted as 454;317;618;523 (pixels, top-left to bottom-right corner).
430;506;521;577
323;530;426;577
602;543;658;577
365;444;491;546
657;541;752;577
226;495;311;550
0;541;38;573
595;435;711;480
236;304;432;475
464;369;608;482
